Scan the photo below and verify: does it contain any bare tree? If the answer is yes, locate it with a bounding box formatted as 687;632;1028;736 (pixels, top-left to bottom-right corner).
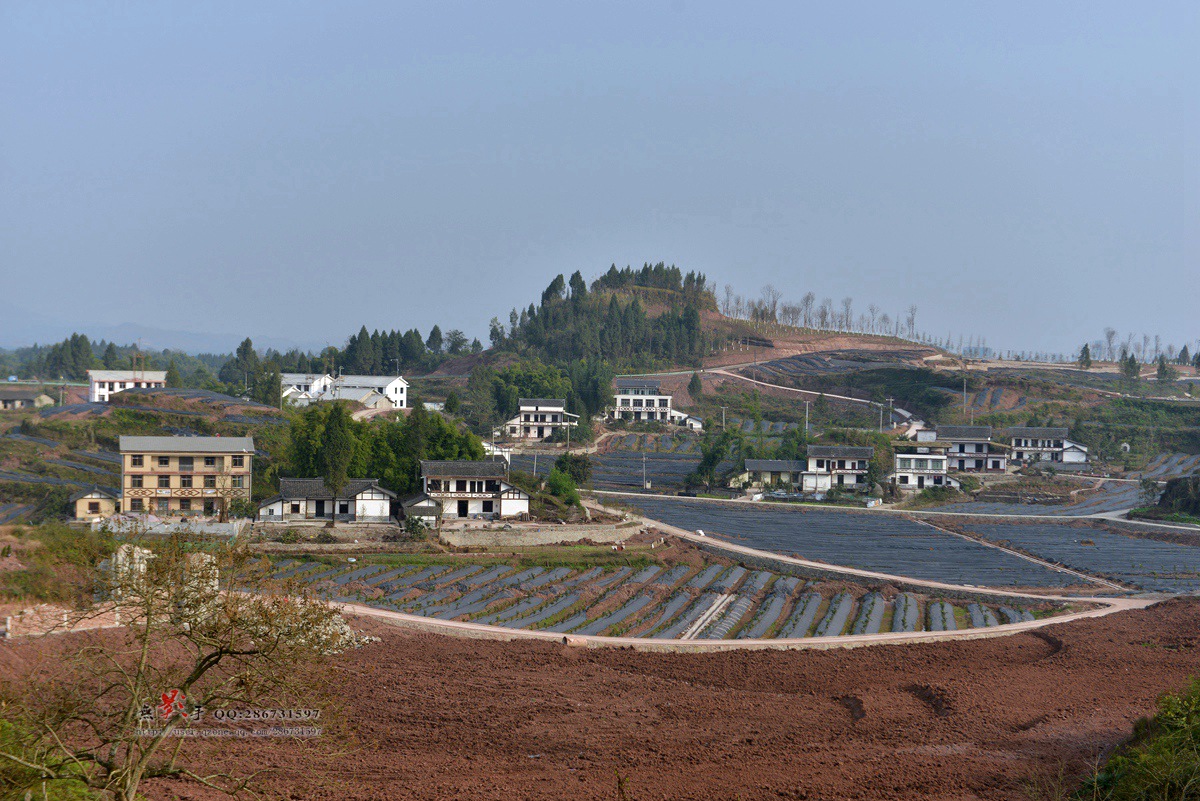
800;292;815;328
0;536;367;801
840;297;853;331
879;312;891;336
867;304;879;334
722;284;735;317
906;305;918;339
761;285;781;324
1103;327;1118;361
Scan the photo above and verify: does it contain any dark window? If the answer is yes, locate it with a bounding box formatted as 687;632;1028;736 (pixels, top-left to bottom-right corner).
338;502;349;515
204;475;216;489
130;476;143;488
456;480;467;492
482;500;494;514
87;501;100;513
179;499;191;511
157;475;171;488
180;475;192;488
232;455;244;468
130;455;144;467
178;457;194;471
157;456;170;467
204;456;217;468
130;498;144;511
290;503;300;514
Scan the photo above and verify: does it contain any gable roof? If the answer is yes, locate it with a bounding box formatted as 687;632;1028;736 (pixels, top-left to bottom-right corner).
1005;426;1069;439
119;435;255;453
334;375;408;389
86;370;168;382
323;386;384;403
420;460;508;478
518;398;566;408
744;459;808;473
69;485;120;503
0;387;49;401
615;378;663;392
807;445;875;460
280;373;331;385
276;477;396;500
936;425;993;440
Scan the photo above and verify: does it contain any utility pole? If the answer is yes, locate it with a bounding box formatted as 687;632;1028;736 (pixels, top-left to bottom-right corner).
720;406;727;431
804;400;810;437
886;397;894;431
642;452;647;490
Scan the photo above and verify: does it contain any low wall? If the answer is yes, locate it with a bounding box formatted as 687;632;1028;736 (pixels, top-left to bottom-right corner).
440;523;636;548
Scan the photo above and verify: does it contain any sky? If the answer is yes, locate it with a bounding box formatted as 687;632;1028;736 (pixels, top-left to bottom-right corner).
2;2;1196;356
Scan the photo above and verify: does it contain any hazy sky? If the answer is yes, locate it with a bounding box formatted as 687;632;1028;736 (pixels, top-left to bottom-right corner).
3;2;1196;355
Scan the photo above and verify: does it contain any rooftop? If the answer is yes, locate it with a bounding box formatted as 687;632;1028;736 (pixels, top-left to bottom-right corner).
807;445;875;460
87;370;168;382
420;460;508;478
334;375;408;389
936;425;993;440
518;398;567;408
615;378;663;392
744;459;808;473
119;435;255;454
69;485;120;503
1006;427;1070;439
0;387;49;401
275;477;394;500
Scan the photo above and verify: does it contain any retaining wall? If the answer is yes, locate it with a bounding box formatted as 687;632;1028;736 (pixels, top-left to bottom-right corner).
440;523;637;548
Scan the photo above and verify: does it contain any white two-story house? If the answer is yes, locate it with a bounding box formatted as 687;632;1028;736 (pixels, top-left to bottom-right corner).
500;398;579;440
88;370;168;403
1006;427;1088;464
890;442;960;493
930;426;1008;473
419;460;530;519
803;445;874;491
612;378;695;426
281;373;408;409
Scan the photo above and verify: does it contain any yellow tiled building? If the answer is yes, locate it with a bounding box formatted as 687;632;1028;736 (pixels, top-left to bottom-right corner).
119;436;254;517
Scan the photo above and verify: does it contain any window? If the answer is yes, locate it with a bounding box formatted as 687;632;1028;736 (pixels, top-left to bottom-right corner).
659;398;669;407
204;456;217;468
156;498;169;512
231;476;244;489
338;502;349;515
87;501;100;513
290;503;300;514
482;500;494;514
130;498;144;511
898;475;909;484
232;455;244;468
456;480;467;492
178;457;194;471
179;499;191;512
204;500;215;515
157;456;170;467
131;455;144;467
180;475;192;488
157;475;171;488
204;475;216;489
130;476;143;489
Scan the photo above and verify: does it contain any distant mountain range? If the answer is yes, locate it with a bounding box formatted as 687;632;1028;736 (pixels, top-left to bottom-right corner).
0;319;334;356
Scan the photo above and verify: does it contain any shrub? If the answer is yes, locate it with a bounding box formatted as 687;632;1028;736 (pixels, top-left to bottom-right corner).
315;531;338;544
546;468;580;506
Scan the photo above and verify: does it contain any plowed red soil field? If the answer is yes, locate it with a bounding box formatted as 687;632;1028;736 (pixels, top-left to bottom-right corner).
29;599;1200;799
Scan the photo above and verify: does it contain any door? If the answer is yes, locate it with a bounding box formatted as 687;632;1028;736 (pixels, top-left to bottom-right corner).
315;500;326;518
538;426;545;438
917;476;925;489
457;500;469;518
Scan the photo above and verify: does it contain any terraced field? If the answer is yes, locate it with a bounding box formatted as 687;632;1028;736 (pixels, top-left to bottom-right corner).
1130;452;1200;480
938;481;1142;516
274;557;1057;641
619;497;1086;588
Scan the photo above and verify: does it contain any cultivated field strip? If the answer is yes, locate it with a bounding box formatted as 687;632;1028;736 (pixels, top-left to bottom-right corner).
282;557;1058;641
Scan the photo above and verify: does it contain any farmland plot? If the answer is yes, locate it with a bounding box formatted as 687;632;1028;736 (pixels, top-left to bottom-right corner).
623;497;1080;587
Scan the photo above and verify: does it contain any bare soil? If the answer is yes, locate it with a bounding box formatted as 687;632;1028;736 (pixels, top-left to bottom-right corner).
114;598;1200;800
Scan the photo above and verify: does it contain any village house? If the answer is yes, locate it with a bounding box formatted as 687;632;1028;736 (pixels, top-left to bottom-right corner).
802;445;875;492
119;435;254;518
70;485;120;521
419;460;530;520
256;478;395;522
1005;427;1088;464
732;459;808;489
87;370;167;403
731;447;875;493
611;378;694;426
890;442;960;493
281;373;408;409
499;398;579;440
928;425;1008;473
0;387;54;410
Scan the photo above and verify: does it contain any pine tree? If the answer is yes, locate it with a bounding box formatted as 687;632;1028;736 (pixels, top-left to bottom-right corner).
425;325;443;354
688;371;704;400
1077;343;1092;370
319;403;354;527
165;360;183;388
